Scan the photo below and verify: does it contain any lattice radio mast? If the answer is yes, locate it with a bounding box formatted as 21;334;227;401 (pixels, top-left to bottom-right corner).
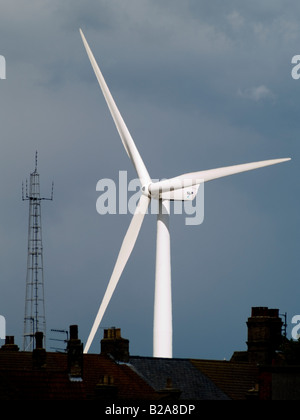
22;152;53;351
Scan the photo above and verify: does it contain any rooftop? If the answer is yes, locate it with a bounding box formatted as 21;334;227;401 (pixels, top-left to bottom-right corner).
0;307;299;401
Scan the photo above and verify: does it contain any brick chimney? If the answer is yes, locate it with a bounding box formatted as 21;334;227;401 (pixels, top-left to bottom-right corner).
100;327;129;363
32;332;46;368
67;325;83;379
247;307;283;364
94;375;118;400
0;336;19;352
35;331;44;349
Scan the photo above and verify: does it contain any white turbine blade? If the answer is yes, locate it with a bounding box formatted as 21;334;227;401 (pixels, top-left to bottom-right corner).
149;158;291;195
84;194;150;353
80;29;151;186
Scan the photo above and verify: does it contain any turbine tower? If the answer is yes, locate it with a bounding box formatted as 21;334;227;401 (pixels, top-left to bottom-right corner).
22;152;53;351
79;29;291;357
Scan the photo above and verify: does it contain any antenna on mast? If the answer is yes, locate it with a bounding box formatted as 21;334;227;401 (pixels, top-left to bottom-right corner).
22;152;54;351
35;150;38;172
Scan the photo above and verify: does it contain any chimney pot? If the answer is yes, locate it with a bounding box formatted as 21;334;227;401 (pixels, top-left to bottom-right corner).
69;325;78;340
6;336;14;345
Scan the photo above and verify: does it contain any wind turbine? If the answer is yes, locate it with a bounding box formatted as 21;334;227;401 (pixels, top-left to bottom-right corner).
79;29;290;357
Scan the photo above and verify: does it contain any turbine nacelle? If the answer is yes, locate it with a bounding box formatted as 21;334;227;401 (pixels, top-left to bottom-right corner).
146;181;201;201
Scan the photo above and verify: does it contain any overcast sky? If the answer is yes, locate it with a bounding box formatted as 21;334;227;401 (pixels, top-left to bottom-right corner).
0;0;298;359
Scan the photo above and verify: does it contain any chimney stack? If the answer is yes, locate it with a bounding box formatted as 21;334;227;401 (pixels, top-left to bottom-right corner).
67;325;83;380
247;307;283;364
0;336;19;352
101;327;129;363
32;332;46;368
94;375;118;400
